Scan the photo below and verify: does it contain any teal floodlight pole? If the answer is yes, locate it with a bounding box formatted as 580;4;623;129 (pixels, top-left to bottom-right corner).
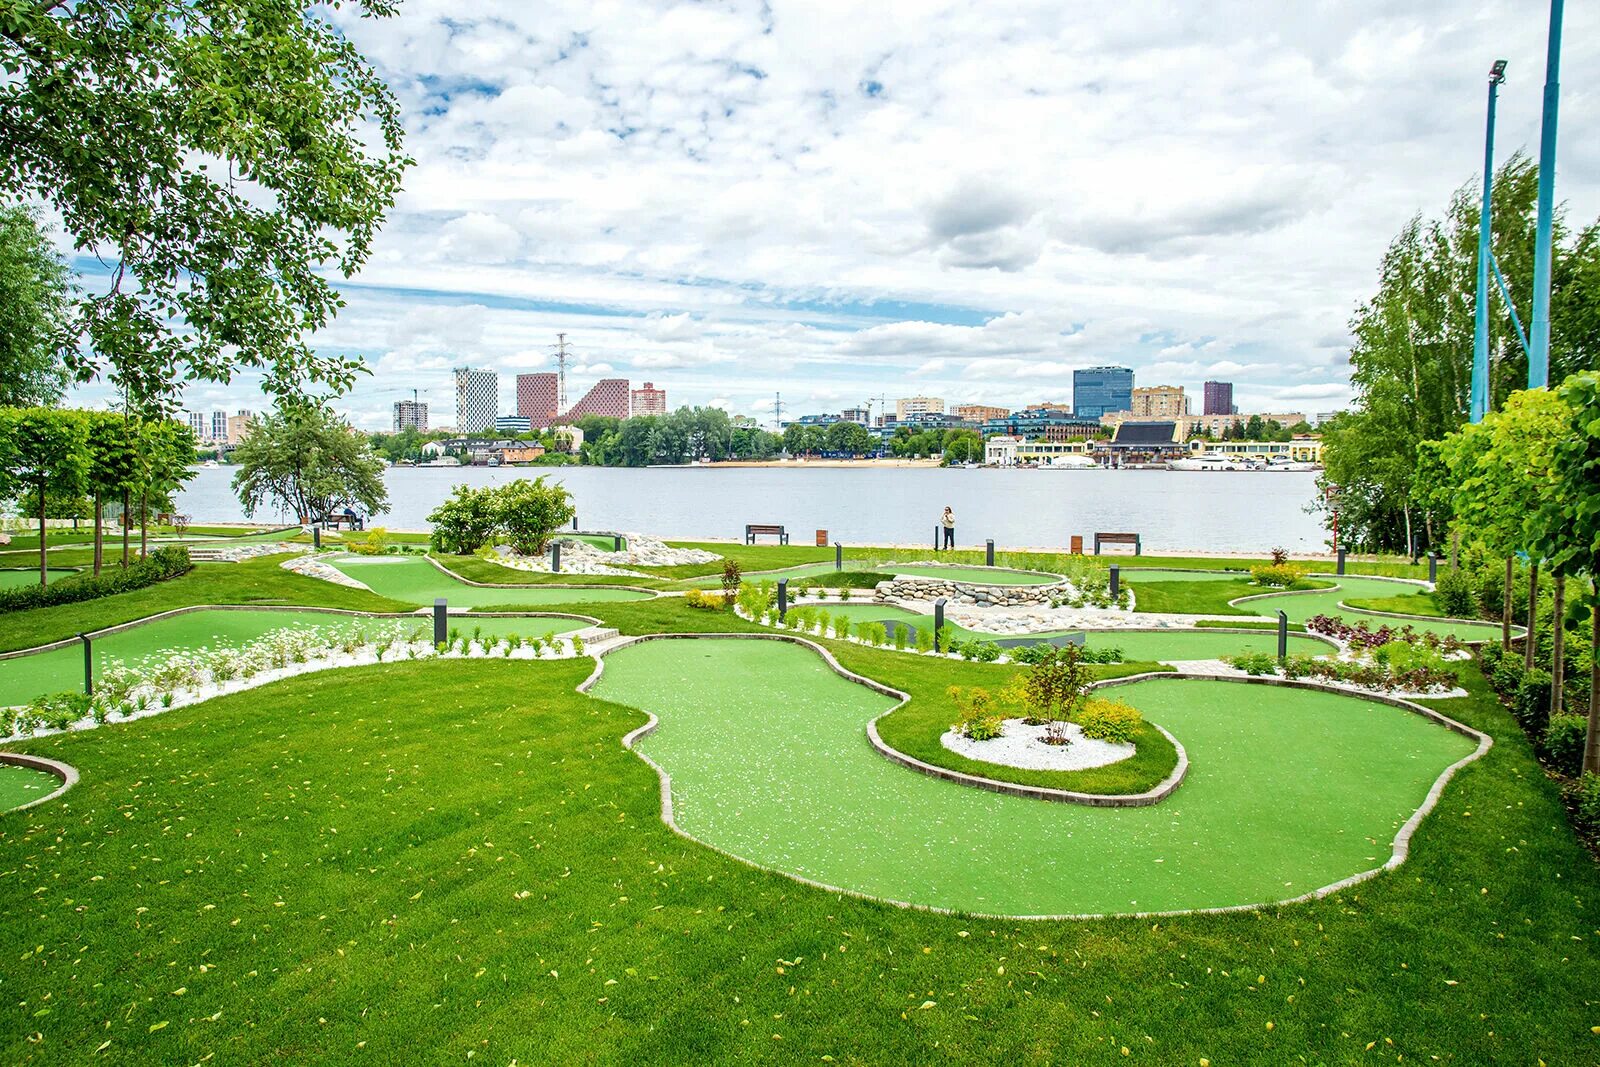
1471;59;1508;423
1527;0;1564;389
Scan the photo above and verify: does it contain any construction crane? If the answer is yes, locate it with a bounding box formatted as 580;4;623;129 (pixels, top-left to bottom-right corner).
550;332;572;410
865;394;888;428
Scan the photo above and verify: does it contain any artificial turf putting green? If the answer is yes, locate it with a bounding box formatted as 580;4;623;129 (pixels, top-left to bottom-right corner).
326;555;652;607
590;637;1478;915
802;603;1332;660
0;568;79;589
560;533;624;550
0;762;59;810
878;564;1059;585
0;608;589;708
1123;569;1504;640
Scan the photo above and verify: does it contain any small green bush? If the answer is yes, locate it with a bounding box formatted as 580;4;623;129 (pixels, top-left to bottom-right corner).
831;616;851;640
1570;772;1600;837
1478;642;1503;675
1513;669;1553;735
1077;698;1143;743
1225;651;1279;676
1491;655;1525;695
1250;563;1306;588
859;622;887;647
1374;640;1450;675
892;625;908;650
1542;714;1588;777
915;626;935;654
1432;568;1476;618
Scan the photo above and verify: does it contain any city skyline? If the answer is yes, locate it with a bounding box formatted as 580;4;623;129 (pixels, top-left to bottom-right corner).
62;2;1600;430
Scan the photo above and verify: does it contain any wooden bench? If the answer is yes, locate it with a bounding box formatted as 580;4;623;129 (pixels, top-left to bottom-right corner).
320;513;365;532
1093;532;1141;555
745;523;788;545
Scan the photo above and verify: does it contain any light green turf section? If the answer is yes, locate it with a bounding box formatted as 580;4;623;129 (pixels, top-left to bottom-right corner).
326;555;650;608
0;569;79;589
685;561;841;587
881;564;1059;585
1122;569;1503;640
0;609;587;707
560;534;624;551
592;639;1476;915
803;603;1330;659
0;763;61;811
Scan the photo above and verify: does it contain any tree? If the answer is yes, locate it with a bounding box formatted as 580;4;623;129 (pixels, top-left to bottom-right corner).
0;205;72;405
494;478;576;555
0;407;89;584
825;419;873;456
1002;645;1092;745
1532;371;1600;773
428;485;499;555
0;1;410;405
134;417;198;558
83;412;140;575
231;405;387;523
941;430;983;465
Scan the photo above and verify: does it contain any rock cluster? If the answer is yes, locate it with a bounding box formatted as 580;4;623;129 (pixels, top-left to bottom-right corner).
873;577;1061;607
281;553;370;589
196;541;307;563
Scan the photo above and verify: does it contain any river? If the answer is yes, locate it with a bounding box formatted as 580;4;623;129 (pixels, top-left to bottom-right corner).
177;465;1329;553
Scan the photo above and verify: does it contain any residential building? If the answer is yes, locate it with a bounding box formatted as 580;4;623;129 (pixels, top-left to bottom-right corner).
1312;411;1345;426
552;426;584;453
492;444;545;464
1131;385;1188;418
952;404;1010;422
1034;402;1073;413
516;372;560;428
186;412;208;441
786;413;841;429
839;407;870;425
392;399;428;433
1071;366;1133;419
225;410;254;446
495;415;532;433
981;408;1099;440
455;367;499;432
210;410;227;443
565;378;631;420
630;381;667;416
895;395;945;420
1202;380;1236;415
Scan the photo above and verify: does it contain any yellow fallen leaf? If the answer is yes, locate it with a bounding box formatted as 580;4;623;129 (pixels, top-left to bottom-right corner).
148;1021;168;1033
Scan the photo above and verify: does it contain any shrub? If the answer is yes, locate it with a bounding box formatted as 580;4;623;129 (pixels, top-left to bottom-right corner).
936;625;956;653
1250;563;1306;588
720;559;742;604
1080;645;1124;664
26;691;93;732
1478;642;1503;676
1269;546;1290;566
859;622;887;647
813;609;831;636
1542;714;1588;777
427;484;500;554
493;477;576;555
348;526;390;555
914;626;935;654
683;589;727;611
1491;655;1526;695
1077;698;1143;743
1513;669;1553;735
969;641;1001;662
831;616;851;640
1432;568;1476;618
1225;651;1279;676
892;625;908;651
1374;640;1450;676
1570;773;1600;837
571;635;585;657
0;546;192;614
948;686;1003;741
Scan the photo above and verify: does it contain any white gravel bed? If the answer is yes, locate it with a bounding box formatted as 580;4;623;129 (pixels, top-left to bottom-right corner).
940;719;1135;771
281;554;372;589
194;541;307;562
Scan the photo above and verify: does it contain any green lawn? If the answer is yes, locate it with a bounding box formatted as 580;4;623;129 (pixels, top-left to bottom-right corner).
326;555;653;608
1344;591;1450;617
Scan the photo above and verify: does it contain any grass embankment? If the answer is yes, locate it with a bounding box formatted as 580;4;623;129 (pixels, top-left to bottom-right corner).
326;557;651;609
0;555;411;653
1344;592;1451;618
430;552;669;589
0;616;1596;1060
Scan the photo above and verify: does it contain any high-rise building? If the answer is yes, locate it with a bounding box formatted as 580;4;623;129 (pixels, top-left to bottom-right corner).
952;404;1010;422
210;410;228;442
1202;380;1236;416
392;399;429;433
1131;385;1188;418
495;415;532;433
630;381;667;416
895;396;945;420
1071;366;1133;419
187;411;208;441
455;368;499;432
516;372;560;428
226;410;254;446
565;378;631;420
839;406;870;424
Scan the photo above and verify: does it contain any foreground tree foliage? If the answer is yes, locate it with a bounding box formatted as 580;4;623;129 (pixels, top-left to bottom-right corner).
0;0;410;403
231;405;388;523
0;205;72;405
1320;155;1600;552
426;479;576;556
0;407;87;584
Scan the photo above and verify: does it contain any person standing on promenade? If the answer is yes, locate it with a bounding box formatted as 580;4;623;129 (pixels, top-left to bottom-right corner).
941;506;955;550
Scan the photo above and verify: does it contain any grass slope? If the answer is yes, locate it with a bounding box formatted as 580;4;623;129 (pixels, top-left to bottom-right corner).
1;657;1597;1062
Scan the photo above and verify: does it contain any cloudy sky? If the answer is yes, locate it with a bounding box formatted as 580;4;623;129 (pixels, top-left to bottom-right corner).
76;0;1600;429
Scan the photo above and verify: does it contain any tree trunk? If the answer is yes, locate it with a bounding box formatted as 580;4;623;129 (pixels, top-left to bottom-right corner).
1450;529;1460;571
1501;556;1513;652
1404;507;1414;561
37;484;47;587
139;490;148;559
1549;571;1565;717
1585;579;1599;776
121;490;130;566
1524;562;1540;673
93;495;103;577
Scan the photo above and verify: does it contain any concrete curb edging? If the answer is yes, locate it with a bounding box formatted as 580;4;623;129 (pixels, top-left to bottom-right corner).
582;634;1494;921
0;752;78;812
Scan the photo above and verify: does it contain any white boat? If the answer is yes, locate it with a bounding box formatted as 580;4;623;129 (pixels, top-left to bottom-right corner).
1040;454;1098;470
1168;453;1248;472
1264;456;1320;472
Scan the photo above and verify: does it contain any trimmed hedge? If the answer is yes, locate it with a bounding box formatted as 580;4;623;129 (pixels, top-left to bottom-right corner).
0;547;192;613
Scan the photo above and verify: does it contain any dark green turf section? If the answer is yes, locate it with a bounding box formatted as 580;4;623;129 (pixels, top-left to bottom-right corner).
0;568;78;588
327;555;651;607
590;638;1476;915
0;762;60;810
0;608;588;708
802;603;1331;659
1124;569;1503;639
560;534;624;550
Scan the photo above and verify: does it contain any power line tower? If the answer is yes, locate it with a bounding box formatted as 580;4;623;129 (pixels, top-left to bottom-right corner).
551;332;572;410
773;391;784;432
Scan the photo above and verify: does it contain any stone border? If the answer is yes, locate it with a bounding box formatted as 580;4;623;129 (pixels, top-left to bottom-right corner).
420;552;662;597
882;561;1065;585
582;634;1493;921
0;604;604;661
0;752;78;812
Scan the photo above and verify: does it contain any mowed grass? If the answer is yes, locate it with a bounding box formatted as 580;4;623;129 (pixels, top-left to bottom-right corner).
3;660;1598;1063
1344;591;1451;617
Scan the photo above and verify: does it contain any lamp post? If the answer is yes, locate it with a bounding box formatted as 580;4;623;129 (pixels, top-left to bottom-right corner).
1528;0;1564;389
1471;59;1508;423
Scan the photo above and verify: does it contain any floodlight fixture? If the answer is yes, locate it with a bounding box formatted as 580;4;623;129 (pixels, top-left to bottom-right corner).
1490;59;1508;82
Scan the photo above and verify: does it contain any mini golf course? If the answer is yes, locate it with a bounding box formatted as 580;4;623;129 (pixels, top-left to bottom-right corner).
589;637;1479;916
1124;569;1504;640
804;603;1333;659
325;555;653;607
0;607;590;708
0;761;61;810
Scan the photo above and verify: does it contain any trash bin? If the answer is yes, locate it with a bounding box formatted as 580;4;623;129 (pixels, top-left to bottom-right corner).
1070;535;1084;555
815;529;828;546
